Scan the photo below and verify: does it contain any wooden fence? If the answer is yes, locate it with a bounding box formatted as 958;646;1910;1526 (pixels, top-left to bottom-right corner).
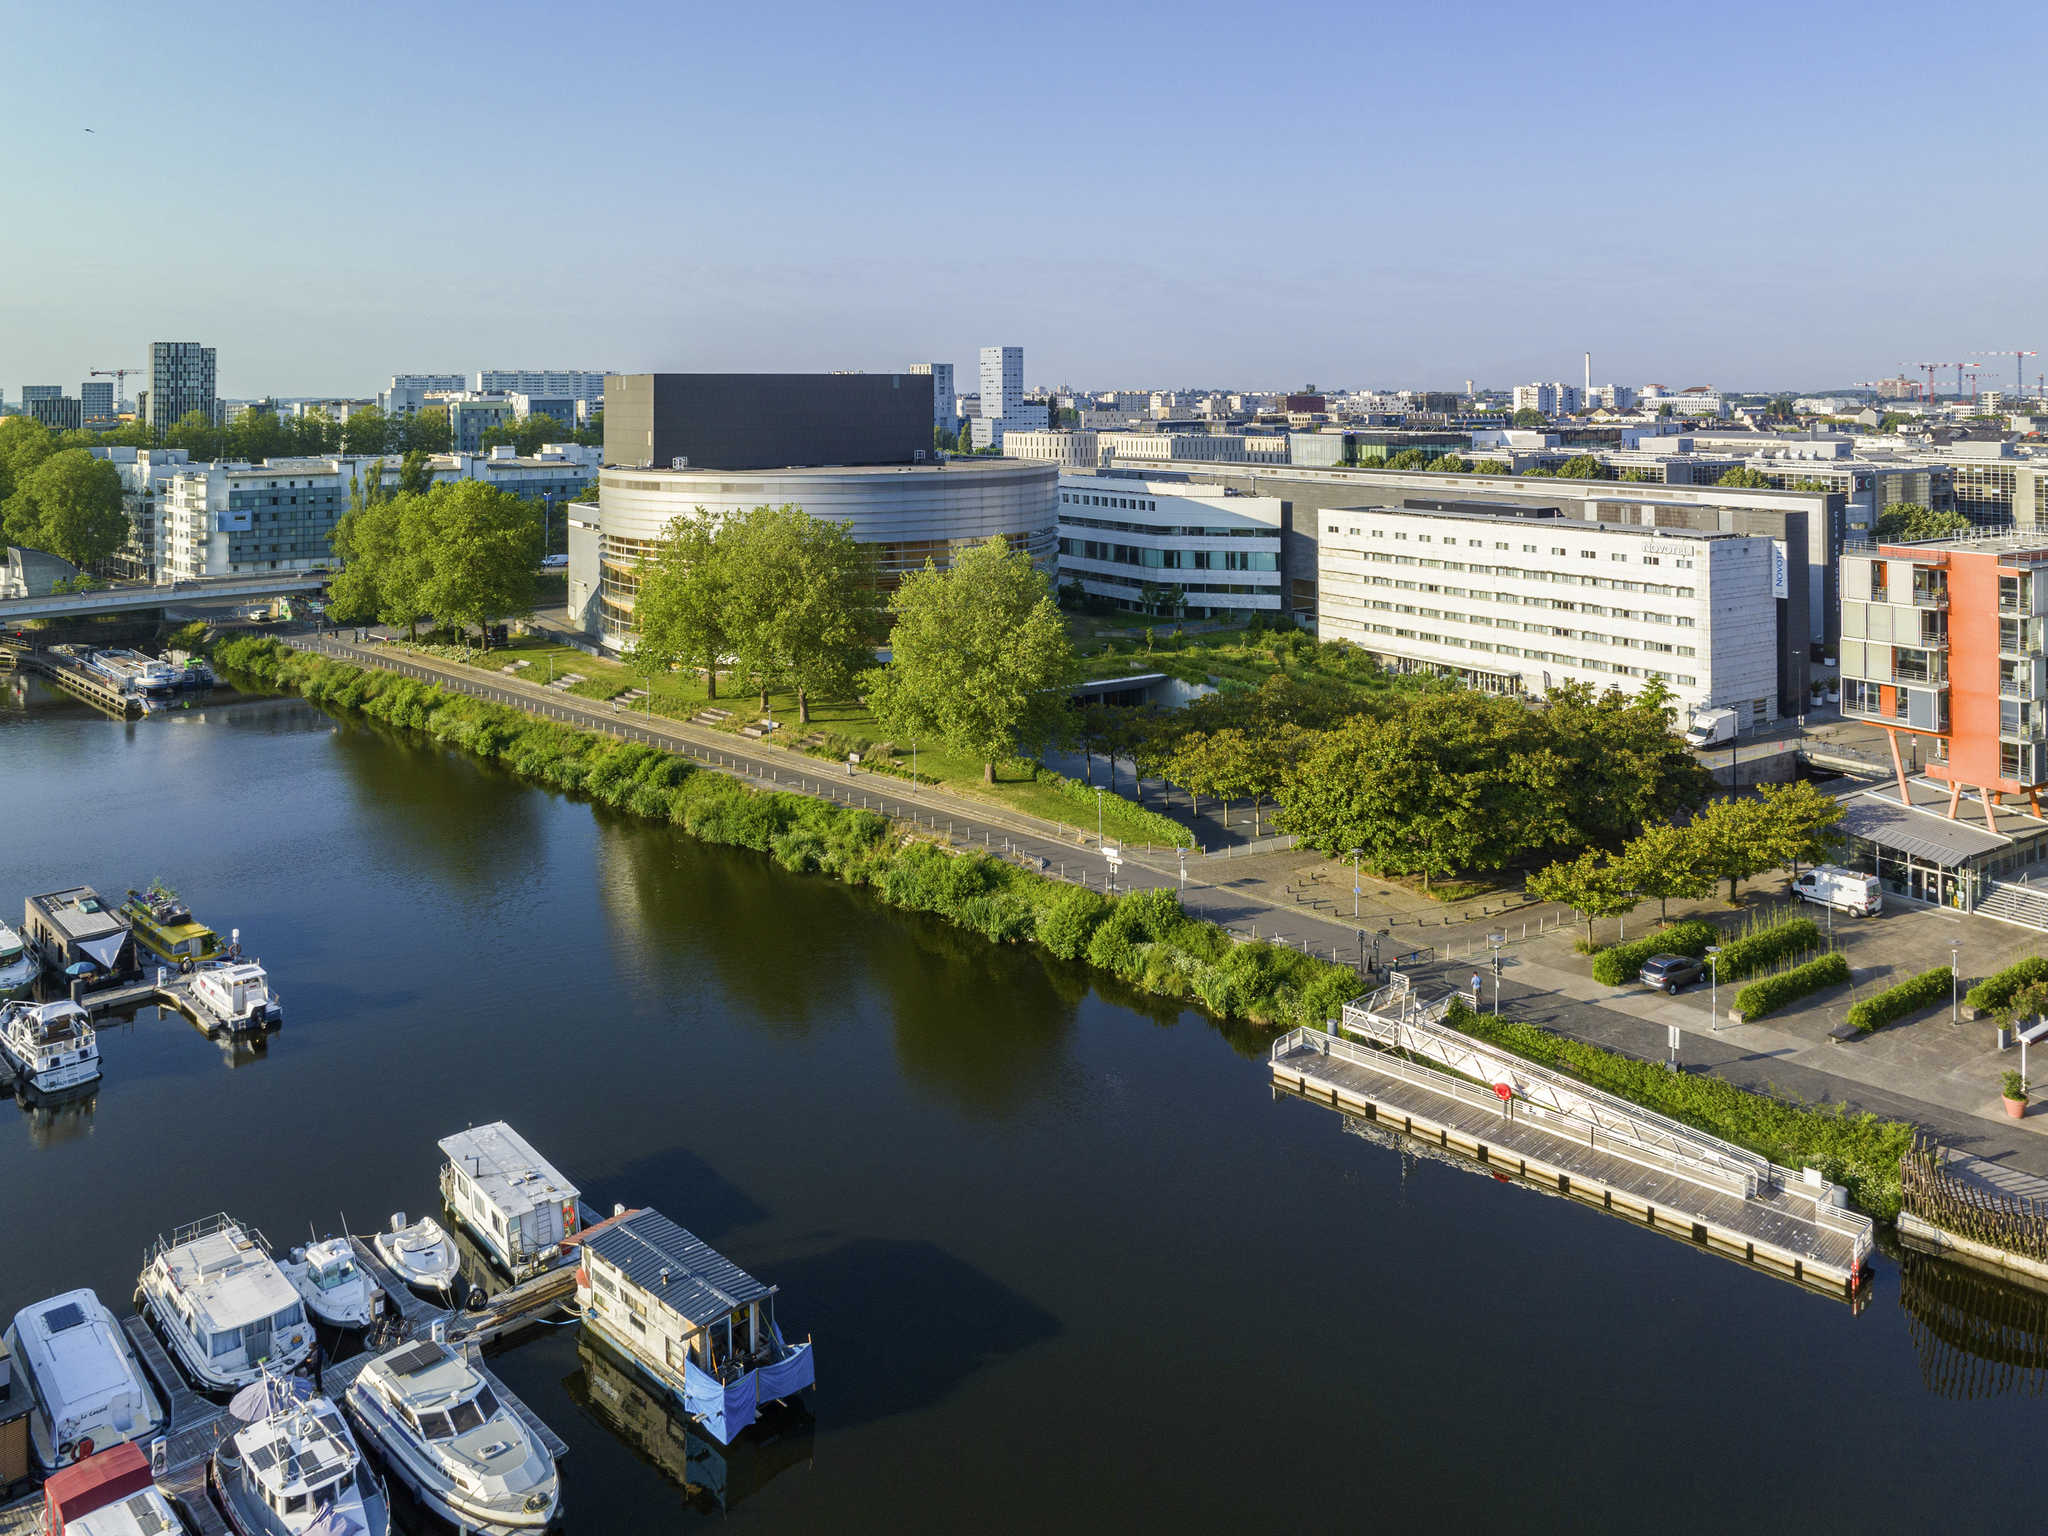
1901;1138;2048;1265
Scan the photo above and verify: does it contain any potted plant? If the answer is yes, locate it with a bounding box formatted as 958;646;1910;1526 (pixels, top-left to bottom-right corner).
2003;1070;2029;1119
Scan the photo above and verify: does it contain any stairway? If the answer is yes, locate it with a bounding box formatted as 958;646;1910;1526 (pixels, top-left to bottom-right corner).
1975;880;2048;932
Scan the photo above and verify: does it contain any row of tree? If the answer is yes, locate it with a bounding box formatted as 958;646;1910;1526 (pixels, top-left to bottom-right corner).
1526;781;1848;938
326;481;540;644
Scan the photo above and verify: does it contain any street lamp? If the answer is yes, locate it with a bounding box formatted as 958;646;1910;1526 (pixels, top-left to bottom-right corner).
1951;937;1962;1026
1488;929;1505;1015
1705;945;1722;1030
1350;848;1363;919
1176;848;1187;890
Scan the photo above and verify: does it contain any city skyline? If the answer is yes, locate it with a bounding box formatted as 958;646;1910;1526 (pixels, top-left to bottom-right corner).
4;0;2044;396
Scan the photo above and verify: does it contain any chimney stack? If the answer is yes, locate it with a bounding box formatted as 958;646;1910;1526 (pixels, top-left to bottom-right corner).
1584;352;1592;396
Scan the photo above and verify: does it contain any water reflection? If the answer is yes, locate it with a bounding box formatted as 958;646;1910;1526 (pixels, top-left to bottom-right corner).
566;1330;814;1515
15;1085;96;1148
1899;1243;2048;1399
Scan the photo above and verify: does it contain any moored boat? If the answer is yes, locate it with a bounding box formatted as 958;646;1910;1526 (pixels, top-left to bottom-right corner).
41;1441;190;1535
372;1214;461;1295
437;1122;581;1281
5;1288;166;1473
87;650;179;699
0;998;100;1095
211;1371;388;1536
0;920;37;998
344;1338;560;1533
190;962;282;1033
137;1214;313;1392
280;1238;377;1330
120;884;226;969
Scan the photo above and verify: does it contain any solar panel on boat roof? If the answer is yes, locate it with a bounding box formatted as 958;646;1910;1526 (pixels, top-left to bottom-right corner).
386;1341;447;1377
43;1301;86;1332
248;1443;278;1471
125;1494;169;1534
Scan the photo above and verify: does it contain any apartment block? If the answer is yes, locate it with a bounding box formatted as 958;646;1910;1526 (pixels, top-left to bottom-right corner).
147;341;218;436
1004;430;1100;469
908;363;955;433
1319;504;1778;723
159;458;350;579
1056;474;1283;618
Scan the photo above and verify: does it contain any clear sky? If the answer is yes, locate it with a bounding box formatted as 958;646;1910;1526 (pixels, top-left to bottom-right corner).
5;0;2043;398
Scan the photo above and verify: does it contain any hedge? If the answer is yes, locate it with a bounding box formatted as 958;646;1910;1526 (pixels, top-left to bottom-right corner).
1716;917;1821;983
212;635;1352;1029
1845;966;1953;1034
1733;952;1849;1020
1445;998;1914;1220
1964;955;2048;1017
1590;921;1718;987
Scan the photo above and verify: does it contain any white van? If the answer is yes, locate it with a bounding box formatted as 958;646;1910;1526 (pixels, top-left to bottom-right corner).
1791;865;1882;917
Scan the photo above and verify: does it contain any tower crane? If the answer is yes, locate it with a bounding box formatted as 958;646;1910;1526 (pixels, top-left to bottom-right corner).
89;367;141;409
1915;363;1953;403
1975;350;2038;399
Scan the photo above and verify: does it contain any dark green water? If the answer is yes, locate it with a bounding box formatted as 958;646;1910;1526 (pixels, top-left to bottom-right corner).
0;677;2037;1532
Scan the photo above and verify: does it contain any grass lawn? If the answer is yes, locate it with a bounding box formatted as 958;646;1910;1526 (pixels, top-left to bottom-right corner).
1067;618;1400;698
407;633;1192;847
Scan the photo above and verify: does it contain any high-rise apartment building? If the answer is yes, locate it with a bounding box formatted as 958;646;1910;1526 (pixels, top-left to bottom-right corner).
908;363;955;434
79;380;115;424
971;345;1048;449
476;370;606;402
147;342;218;436
380;373;467;418
27;396;82;430
21;385;61;411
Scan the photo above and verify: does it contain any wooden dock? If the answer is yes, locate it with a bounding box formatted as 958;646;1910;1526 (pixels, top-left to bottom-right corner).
351;1233;579;1349
1272;984;1874;1299
78;972;268;1038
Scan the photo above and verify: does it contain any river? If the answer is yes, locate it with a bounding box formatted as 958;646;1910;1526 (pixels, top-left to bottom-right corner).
1;675;2038;1531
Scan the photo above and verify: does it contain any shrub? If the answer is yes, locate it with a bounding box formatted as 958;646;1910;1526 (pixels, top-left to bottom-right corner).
1964;956;2048;1018
1590;921;1718;986
1036;884;1108;960
2004;1070;2030;1102
1445;999;1914;1220
1845;966;1953;1033
1733;952;1849;1020
1715;917;1820;982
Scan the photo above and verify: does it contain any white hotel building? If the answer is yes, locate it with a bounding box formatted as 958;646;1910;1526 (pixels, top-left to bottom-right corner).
1056;474;1283;619
1317;505;1781;724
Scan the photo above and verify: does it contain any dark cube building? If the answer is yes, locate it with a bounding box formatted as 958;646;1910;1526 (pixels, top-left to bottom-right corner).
604;373;935;471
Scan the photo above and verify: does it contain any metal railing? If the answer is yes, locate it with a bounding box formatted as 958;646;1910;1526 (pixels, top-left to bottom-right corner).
145;1210;269;1268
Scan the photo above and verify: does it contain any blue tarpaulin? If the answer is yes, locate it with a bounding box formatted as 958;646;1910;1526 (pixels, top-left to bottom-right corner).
684;1342;815;1444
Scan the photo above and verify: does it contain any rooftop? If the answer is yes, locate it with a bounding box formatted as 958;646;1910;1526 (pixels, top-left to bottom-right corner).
1325;502;1742;540
438;1122;579;1218
580;1208;774;1328
157;1218;299;1332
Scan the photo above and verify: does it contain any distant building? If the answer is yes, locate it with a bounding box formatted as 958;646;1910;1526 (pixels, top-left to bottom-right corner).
447;396;516;453
970;346;1048;450
79;380;115;425
379;373;467;418
1057;474;1283;618
21;385;61;413
908;363;955;435
89;445;193;579
147;342;218;436
1003;429;1100;470
1511;382;1581;416
1283;393;1327;414
27;395;82;430
476;370;606;402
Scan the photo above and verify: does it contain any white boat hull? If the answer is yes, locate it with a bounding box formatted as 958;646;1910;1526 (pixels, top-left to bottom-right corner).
374;1226;461;1293
0;1040;100;1095
283;1266;376;1330
346;1391;559;1534
0;954;36;998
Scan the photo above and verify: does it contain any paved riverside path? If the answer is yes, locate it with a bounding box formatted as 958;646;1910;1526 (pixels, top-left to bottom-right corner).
283;630;2048;1176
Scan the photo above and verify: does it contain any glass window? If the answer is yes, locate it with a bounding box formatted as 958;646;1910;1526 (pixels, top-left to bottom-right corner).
210;1327;239;1357
447;1398;485;1436
418;1411;454;1440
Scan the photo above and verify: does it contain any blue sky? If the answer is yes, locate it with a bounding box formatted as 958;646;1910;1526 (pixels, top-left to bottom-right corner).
4;0;2043;397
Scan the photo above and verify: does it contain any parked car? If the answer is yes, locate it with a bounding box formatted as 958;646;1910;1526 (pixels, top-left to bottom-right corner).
1639;954;1706;994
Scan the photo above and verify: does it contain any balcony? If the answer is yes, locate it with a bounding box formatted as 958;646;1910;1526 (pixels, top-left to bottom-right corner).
1907;583;1949;609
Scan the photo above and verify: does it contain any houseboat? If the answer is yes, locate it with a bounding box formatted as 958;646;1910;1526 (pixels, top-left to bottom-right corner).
0;920;37;998
344;1339;560;1532
574;1206;815;1445
40;1442;190;1536
5;1289;165;1473
211;1372;387;1536
189;962;282;1034
137;1215;313;1392
437;1124;581;1281
120;885;226;969
0;999;100;1095
279;1239;376;1330
23;889;136;987
86;650;179;699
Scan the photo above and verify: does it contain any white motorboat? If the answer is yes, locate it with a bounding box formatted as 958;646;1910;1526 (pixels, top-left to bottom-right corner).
5;1288;166;1473
0;920;37;998
280;1238;378;1330
211;1371;388;1536
190;961;283;1033
137;1215;312;1392
373;1213;461;1294
345;1339;560;1533
0;999;100;1095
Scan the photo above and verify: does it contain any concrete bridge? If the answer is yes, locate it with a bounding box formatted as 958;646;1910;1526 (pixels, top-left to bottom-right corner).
0;569;329;623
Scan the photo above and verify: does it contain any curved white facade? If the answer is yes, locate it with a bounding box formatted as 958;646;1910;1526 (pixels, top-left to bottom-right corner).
572;457;1058;646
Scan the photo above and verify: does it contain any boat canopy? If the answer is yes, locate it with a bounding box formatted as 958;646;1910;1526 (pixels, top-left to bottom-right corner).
75;933;127;972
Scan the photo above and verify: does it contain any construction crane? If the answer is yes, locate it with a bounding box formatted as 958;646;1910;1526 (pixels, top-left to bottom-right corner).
1975;349;2038;399
1915;363;1954;403
89;366;141;409
1962;363;1985;404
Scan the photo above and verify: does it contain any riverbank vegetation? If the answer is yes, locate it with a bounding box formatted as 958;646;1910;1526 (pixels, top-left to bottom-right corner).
213;634;1337;1026
1444;997;1914;1219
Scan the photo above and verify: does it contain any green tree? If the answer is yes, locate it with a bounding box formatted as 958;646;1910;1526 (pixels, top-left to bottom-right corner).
163;409;224;460
716;504;881;722
628;513;730;700
865;536;1077;782
953;422;973;454
1555;454;1607;480
0;417;59;508
5;450;126;567
1470;458;1511;475
1755;778;1845;874
404;406;452;454
1511;408;1547;428
1540;681;1710;848
415;482;540;648
1426;453;1469;473
1873;502;1971;543
1527;850;1638;946
1715;467;1776;489
1386;448;1430;470
293;409;339;455
480;414;569;457
230;405;287;462
341;406;392;456
1619;467;1657;482
1616;820;1715;924
397;449;435;498
1687;795;1777;901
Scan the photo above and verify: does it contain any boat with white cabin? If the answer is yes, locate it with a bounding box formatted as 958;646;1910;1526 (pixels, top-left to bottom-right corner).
190;961;283;1033
87;649;180;699
437;1122;582;1281
39;1441;191;1536
0;920;37;998
0;998;100;1095
372;1214;461;1295
344;1338;560;1533
5;1288;166;1473
279;1238;377;1330
211;1370;388;1536
137;1215;312;1392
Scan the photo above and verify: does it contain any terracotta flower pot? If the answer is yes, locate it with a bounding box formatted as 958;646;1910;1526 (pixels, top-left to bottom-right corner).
2004;1096;2028;1119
